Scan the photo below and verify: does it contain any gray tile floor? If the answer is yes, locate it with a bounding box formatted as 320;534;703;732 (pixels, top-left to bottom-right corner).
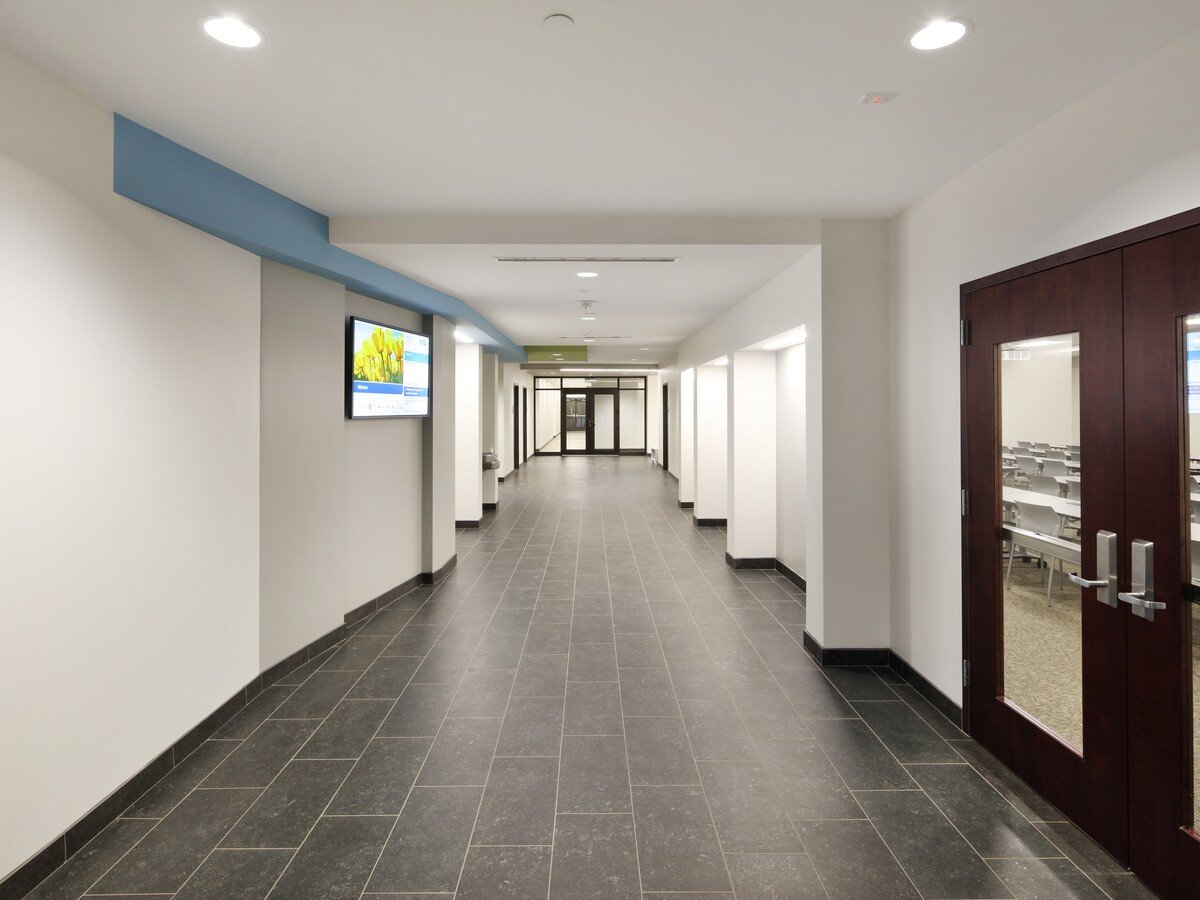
24;456;1155;899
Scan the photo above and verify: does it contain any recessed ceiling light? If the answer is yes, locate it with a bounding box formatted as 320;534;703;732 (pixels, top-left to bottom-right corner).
909;19;968;51
577;271;599;278
203;16;263;48
581;314;596;321
583;338;596;343
631;358;639;361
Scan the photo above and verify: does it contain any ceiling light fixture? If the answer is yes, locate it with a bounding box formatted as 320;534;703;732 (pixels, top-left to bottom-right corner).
577;271;599;278
203;16;263;48
909;19;969;51
583;338;596;343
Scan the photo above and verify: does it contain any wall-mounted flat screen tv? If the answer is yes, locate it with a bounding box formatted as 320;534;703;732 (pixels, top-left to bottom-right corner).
346;317;431;418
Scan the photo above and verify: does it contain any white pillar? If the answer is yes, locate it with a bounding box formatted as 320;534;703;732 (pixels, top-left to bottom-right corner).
679;368;696;505
422;315;456;576
454;343;482;524
481;351;500;508
727;351;776;562
693;364;728;523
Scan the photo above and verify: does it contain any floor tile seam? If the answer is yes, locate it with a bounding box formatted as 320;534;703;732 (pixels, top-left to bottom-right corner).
449;500;554;898
264;537;504;900
628;511;736;896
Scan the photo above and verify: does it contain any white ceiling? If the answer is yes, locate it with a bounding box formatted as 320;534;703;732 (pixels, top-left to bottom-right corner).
339;242;810;356
1;0;1197;219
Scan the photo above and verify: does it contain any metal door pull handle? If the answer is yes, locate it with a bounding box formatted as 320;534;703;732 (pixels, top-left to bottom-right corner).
1068;573;1105;589
1065;531;1117;607
1117;591;1165;612
1124;539;1162;622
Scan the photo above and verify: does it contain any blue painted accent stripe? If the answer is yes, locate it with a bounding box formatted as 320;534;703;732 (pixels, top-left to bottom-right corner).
112;115;524;361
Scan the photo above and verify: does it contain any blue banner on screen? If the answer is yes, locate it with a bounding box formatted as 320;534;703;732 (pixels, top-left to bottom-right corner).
349;318;431;418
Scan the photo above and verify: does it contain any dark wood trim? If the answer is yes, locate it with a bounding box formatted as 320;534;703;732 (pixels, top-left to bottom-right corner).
344;574;424;625
456;519;481;529
483;501;499;511
693;516;727;527
962;204;1200;294
801;631;889;666
774;560;806;592
662;381;669;472
725;553;775;569
497;475;506;482
422;554;457;584
678;500;693;509
887;650;963;728
513;383;520;472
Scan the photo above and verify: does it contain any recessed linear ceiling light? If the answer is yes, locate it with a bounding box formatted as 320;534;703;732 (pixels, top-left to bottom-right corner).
583;338;596;343
495;257;679;264
910;19;969;51
203;16;263;47
577;272;598;278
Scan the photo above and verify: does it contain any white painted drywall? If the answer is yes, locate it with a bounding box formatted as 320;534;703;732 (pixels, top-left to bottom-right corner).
1000;351;1079;447
455;343;482;521
0;46;260;880
499;364;534;476
422;315;457;575
728;352;777;560
679;367;696;503
535;385;560;451
481;352;500;504
619;389;645;450
776;343;807;578
694;365;729;520
891;28;1200;702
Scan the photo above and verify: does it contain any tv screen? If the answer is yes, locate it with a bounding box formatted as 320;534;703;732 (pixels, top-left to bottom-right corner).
346;317;431;418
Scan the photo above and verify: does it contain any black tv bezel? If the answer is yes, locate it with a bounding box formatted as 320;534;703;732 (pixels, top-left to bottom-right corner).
345;316;432;420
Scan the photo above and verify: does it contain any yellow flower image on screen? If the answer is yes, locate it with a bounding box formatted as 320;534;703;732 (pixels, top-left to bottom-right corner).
353;326;405;384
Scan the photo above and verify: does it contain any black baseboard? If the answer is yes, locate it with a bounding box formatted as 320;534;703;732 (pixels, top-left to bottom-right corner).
725;553;775;569
774;560;807;591
801;634;964;728
1;607;372;900
888;650;963;727
345;574;424;625
693;516;727;527
678;500;694;509
483;502;499;511
497;475;504;482
423;554;457;584
455;519;481;529
802;632;889;667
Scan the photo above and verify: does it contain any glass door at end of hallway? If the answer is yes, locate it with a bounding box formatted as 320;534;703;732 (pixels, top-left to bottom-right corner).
963;222;1200;898
562;389;618;454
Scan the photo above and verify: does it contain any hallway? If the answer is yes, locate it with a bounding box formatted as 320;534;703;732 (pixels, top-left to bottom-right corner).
28;457;1141;899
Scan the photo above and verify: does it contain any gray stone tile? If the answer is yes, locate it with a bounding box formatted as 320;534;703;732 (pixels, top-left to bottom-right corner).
727;682;811;740
203;720;319;789
473;756;559;845
564;682;623;735
678;697;758;760
805;718;916;790
222;759;353;848
619;668;678;716
24;818;156;900
127;740;238;817
347;655;422;699
725;852;825;899
796;819;920;899
513;653;569;697
568;644;619;683
366;786;483;893
92;789;260;895
821;666;899;702
558;735;631;814
320;634;390;671
632;785;731;893
267;815;393;899
417;717;502;786
448;668;516;717
326;737;430;814
852;700;959;763
496;696;564;756
757;739;863;821
857;789;1012;899
989;857;1108;899
1034;821;1127;875
549;814;640;899
271;670;361;719
175;848;292;899
296;698;393;759
697;760;802;852
457;845;551;899
624;716;700;785
212;685;296;740
377;681;457;738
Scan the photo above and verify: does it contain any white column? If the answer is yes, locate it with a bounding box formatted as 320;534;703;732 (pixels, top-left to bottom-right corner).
454;342;482;524
481;351;500;507
679;368;696;505
422;315;456;576
727;351;776;562
693;363;728;523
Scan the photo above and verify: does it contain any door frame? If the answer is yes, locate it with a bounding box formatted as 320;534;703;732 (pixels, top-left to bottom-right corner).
960;203;1200;896
662;382;669;471
561;387;620;454
513;384;520;471
523;387;529;462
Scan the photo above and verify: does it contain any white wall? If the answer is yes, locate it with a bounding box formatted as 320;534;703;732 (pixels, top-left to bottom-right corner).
481;352;500;504
455;343;482;521
693;365;728;520
260;267;426;665
646;373;661;457
679;367;696;502
422;315;457;574
728;352;777;560
776;343;807;578
1000;351;1079;447
891;27;1200;702
0;46;261;879
619;389;645;450
499;363;533;477
535;385;560;451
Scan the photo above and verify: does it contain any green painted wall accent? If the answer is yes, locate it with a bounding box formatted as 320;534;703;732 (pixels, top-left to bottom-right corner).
525;345;588;362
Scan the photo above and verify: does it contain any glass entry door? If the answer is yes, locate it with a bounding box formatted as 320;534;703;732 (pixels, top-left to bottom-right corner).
964;222;1200;896
561;389;619;454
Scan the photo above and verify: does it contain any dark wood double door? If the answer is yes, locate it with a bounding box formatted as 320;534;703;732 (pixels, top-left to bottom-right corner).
962;214;1200;897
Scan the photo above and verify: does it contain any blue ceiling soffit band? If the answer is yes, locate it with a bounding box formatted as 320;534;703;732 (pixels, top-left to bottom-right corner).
112;114;524;362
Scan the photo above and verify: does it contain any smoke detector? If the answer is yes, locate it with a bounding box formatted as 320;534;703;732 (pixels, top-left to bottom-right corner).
579;300;597;321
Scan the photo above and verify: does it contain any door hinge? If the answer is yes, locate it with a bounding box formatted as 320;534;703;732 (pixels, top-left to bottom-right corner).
960;489;970;516
960;319;970;346
962;659;971;687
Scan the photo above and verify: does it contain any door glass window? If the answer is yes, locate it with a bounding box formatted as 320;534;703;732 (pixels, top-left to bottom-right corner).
593;393;615;450
565;393;587;450
1183;315;1200;827
998;332;1084;751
